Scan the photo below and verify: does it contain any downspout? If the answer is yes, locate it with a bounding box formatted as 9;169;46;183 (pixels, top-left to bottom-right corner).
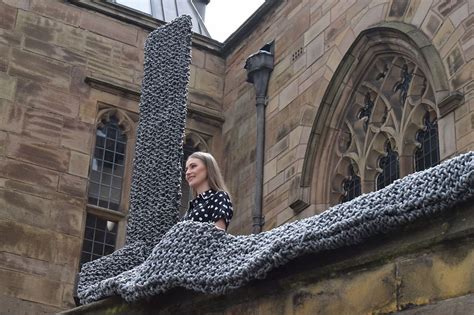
245;44;274;234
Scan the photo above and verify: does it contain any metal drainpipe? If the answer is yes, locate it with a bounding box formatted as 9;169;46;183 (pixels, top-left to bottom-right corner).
245;45;274;234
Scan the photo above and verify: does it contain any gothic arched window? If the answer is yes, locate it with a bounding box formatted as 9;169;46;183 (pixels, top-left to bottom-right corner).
376;141;400;190
341;164;361;203
80;108;137;269
88;115;127;211
415;112;440;171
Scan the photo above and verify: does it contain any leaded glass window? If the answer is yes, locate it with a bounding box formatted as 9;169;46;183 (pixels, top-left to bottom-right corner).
376;141;400;190
415;112;440;171
341;164;361;203
79;213;117;269
88;116;126;211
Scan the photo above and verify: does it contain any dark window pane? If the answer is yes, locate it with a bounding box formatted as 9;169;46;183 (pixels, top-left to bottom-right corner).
376;141;400;190
115;153;125;165
83;240;92;253
112;176;122;189
98;199;108;208
106;127;117;140
104;150;114;162
88;115;127;212
84;227;94;240
415;112;440;171
79;214;117;270
116;142;125;154
341;164;361;203
94;230;105;243
102;162;113;174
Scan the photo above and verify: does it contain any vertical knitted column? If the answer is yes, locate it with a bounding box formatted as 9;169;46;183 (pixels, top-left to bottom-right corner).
77;15;192;300
125;15;192;244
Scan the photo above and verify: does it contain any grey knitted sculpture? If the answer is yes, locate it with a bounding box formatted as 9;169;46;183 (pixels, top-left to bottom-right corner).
77;15;192;295
78;151;473;304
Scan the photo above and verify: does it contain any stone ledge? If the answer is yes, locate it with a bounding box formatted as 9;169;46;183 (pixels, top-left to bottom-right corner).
62;201;474;314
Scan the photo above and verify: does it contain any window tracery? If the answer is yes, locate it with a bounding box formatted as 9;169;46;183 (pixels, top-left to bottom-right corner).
332;54;440;203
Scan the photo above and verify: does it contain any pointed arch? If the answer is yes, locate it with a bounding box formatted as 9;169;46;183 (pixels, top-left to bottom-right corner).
290;22;457;212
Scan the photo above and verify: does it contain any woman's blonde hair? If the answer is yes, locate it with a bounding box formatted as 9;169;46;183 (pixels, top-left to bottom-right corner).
186;151;231;200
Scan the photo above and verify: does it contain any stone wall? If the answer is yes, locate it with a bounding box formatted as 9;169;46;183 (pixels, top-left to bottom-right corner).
222;0;474;235
0;0;224;312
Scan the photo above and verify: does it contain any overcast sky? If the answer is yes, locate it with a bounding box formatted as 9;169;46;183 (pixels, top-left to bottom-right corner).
205;0;265;42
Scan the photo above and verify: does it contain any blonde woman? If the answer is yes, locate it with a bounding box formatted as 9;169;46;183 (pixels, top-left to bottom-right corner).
182;152;233;231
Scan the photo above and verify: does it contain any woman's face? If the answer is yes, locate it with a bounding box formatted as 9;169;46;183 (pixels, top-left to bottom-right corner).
185;157;208;189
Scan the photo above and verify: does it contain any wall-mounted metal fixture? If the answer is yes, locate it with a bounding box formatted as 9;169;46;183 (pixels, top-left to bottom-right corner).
245;41;274;234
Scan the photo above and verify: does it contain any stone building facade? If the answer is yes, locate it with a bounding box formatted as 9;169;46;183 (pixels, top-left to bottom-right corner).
0;0;472;313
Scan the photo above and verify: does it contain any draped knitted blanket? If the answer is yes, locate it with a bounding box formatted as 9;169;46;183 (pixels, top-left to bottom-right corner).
76;14;474;305
78;151;473;304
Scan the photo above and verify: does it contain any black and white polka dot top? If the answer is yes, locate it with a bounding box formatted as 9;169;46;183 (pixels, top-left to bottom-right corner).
181;189;233;230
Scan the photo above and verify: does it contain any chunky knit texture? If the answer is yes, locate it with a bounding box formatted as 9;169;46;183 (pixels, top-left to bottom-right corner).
77;14;474;306
78;150;473;304
77;15;192;297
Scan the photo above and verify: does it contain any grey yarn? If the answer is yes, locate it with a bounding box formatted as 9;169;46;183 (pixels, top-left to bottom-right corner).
78;151;474;304
77;14;474;306
77;15;192;296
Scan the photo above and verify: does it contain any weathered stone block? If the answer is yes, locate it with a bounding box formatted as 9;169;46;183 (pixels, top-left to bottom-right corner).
388;0;409;18
0;285;62;314
58;173;87;199
288;263;397;314
51;195;84;237
397;242;474;308
80;11;138;46
23;36;87;66
204;53;225;75
0;219;56;262
10;48;71;90
0;72;16;101
2;0;29;10
6;134;70;172
195;69;224;97
23;107;63;144
0;28;22;46
0;159;59;191
0;251;75;285
16;79;79;118
78;99;97;124
304;11;330;46
0;130;6;156
56;25;86;52
68;150;90;178
305;33;324;67
15;10;60;42
0;268;63;307
62;118;92;154
87;56;135;83
30;0;81;26
0;42;9;71
278;78;299;110
0;1;17;30
0;188;51;229
191;48;205;68
53;232;81;266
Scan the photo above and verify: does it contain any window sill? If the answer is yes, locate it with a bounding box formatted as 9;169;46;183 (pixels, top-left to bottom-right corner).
87;204;127;222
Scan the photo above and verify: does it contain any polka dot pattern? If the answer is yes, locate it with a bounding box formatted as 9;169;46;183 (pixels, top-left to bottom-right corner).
182;189;233;230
